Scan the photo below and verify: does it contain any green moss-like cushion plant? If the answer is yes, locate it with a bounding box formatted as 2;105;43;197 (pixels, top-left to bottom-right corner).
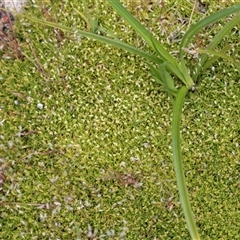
9;1;240;239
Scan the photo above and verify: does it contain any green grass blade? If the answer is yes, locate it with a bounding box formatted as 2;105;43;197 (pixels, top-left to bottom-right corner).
107;0;178;64
150;39;194;87
24;16;162;64
74;8;99;33
163;61;194;88
192;12;240;81
179;60;195;88
180;4;240;59
164;61;185;81
206;12;240;50
172;86;200;240
74;221;81;240
73;30;162;64
201;45;231;72
158;64;178;94
146;62;178;96
146;62;164;85
197;49;236;63
75;3;119;39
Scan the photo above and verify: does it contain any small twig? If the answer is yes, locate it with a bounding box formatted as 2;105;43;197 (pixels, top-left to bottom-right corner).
102;171;142;187
0;163;6;189
182;47;199;58
24;39;50;90
19;130;38;136
41;5;64;43
27;39;49;79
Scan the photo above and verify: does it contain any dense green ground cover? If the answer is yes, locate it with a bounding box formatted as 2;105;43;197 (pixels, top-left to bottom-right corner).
0;0;239;239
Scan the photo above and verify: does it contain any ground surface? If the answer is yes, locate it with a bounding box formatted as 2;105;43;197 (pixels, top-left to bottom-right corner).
1;0;26;12
0;0;240;239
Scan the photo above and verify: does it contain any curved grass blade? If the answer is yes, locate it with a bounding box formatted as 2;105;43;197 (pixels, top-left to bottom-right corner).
146;62;164;85
146;62;178;96
201;45;231;72
179;59;194;88
74;3;119;39
23;15;163;64
180;4;240;59
150;39;194;88
158;64;178;95
163;61;185;82
107;0;179;64
197;49;235;63
75;0;99;33
192;12;240;81
205;12;240;50
172;86;200;240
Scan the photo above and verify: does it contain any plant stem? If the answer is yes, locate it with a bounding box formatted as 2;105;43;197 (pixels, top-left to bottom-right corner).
172;86;200;240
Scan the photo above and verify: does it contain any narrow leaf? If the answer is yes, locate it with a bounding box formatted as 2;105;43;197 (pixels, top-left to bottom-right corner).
197;49;235;63
146;62;178;96
172;86;200;240
158;64;178;95
108;0;179;63
162;61;194;88
192;12;240;80
24;16;162;64
180;4;240;59
146;62;164;85
201;45;232;72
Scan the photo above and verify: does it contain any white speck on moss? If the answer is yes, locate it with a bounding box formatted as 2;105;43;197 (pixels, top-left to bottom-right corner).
37;103;44;109
120;161;126;167
84;200;91;207
87;224;98;238
119;226;128;237
130;156;139;162
49;176;59;183
0;120;5;126
143;142;151;148
106;229;115;236
39;213;47;222
8;141;14;148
